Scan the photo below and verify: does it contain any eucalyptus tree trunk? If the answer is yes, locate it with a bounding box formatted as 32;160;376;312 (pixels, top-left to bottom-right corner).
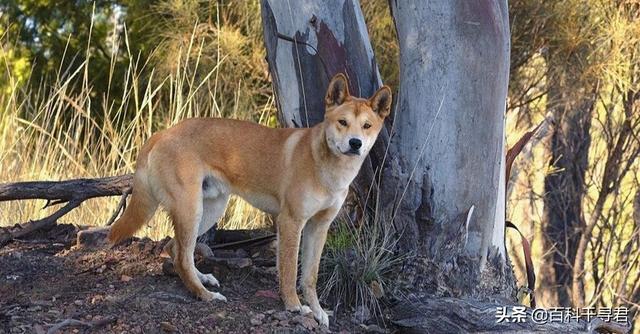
383;0;515;301
260;0;388;207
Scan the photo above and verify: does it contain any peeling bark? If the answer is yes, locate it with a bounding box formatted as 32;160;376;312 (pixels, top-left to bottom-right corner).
385;0;515;300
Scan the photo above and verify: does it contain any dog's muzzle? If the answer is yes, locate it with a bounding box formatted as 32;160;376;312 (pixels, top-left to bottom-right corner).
343;148;361;156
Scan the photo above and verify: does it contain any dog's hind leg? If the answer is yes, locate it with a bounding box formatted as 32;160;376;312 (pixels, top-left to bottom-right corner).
163;195;229;289
195;195;229;288
171;186;226;302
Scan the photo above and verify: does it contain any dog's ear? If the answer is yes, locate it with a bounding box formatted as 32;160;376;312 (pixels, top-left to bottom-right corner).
325;73;350;108
369;86;392;118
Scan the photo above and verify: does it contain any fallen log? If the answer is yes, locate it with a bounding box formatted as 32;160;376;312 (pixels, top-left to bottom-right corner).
0;174;133;247
0;174;133;202
393;296;631;333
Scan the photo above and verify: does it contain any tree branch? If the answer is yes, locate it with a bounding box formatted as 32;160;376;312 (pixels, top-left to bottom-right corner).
0;174;133;247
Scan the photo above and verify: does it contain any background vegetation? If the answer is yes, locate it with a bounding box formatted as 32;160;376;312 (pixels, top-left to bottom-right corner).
1;0;639;329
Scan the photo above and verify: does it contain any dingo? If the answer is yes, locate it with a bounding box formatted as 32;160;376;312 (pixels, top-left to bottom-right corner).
108;73;392;326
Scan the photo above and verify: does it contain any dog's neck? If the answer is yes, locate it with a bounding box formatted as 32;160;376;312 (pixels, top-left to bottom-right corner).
308;122;365;192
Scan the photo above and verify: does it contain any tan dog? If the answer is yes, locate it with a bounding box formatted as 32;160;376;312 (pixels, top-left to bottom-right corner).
108;73;392;326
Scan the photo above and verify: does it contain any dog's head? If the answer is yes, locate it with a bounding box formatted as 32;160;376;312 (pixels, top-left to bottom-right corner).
323;73;392;158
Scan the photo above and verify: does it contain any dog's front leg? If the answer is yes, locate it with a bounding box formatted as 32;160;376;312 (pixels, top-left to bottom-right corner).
300;219;332;326
276;211;310;314
301;207;339;327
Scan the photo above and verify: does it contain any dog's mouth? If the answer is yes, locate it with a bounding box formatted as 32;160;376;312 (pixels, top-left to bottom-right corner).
342;149;361;156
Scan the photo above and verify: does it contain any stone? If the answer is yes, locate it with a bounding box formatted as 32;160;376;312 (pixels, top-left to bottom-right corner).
250;313;264;326
272;311;289;321
76;227;110;248
160;321;178;332
292;315;318;330
352;305;371;323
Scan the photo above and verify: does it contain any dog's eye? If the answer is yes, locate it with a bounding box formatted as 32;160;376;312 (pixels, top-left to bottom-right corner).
363;123;371;129
338;119;348;127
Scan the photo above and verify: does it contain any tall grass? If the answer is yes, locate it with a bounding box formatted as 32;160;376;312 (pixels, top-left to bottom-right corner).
0;24;275;239
320;211;404;321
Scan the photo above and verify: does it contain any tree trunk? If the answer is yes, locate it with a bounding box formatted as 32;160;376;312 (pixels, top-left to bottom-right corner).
384;0;515;300
260;0;389;207
542;49;597;307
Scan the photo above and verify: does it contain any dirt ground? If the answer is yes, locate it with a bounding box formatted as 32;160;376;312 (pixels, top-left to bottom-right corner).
0;224;389;333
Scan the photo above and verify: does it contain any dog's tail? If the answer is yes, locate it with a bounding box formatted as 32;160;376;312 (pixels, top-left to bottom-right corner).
108;136;160;244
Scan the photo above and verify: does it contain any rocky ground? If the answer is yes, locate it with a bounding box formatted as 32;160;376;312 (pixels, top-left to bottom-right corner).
0;224;391;333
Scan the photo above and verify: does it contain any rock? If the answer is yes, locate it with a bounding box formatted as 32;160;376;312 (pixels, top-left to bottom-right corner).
120;274;132;282
219;257;252;269
278;320;290;327
160;321;178;332
352;305;371;323
148;292;191;304
27;305;42;312
33;324;45;334
32;300;52;307
370;280;384;299
194;242;215;258
90;295;104;304
272;311;289;321
73;299;83;306
292;314;318;330
162;259;178;276
254;289;279;300
364;324;387;333
76;227;110;248
250;313;265;326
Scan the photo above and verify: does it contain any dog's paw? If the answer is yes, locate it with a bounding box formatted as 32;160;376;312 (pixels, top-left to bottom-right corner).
312;308;329;327
286;304;312;315
198;273;220;287
199;290;227;302
300;305;312;315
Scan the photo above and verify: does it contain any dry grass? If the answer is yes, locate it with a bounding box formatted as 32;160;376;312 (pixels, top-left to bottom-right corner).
319;211;404;320
0;17;275;239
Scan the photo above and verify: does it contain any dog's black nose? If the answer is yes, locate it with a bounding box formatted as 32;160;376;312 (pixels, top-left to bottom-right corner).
349;138;362;150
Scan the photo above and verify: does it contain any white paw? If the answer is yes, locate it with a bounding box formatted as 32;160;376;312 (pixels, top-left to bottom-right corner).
299;305;312;315
287;304;313;315
198;273;220;287
212;292;227;302
200;290;227;302
313;308;329;327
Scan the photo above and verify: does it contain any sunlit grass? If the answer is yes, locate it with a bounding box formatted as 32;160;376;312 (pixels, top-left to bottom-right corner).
0;25;276;239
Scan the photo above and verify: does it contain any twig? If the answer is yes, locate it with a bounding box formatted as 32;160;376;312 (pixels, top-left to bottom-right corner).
106;190;131;226
211;234;276;250
0;200;81;247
